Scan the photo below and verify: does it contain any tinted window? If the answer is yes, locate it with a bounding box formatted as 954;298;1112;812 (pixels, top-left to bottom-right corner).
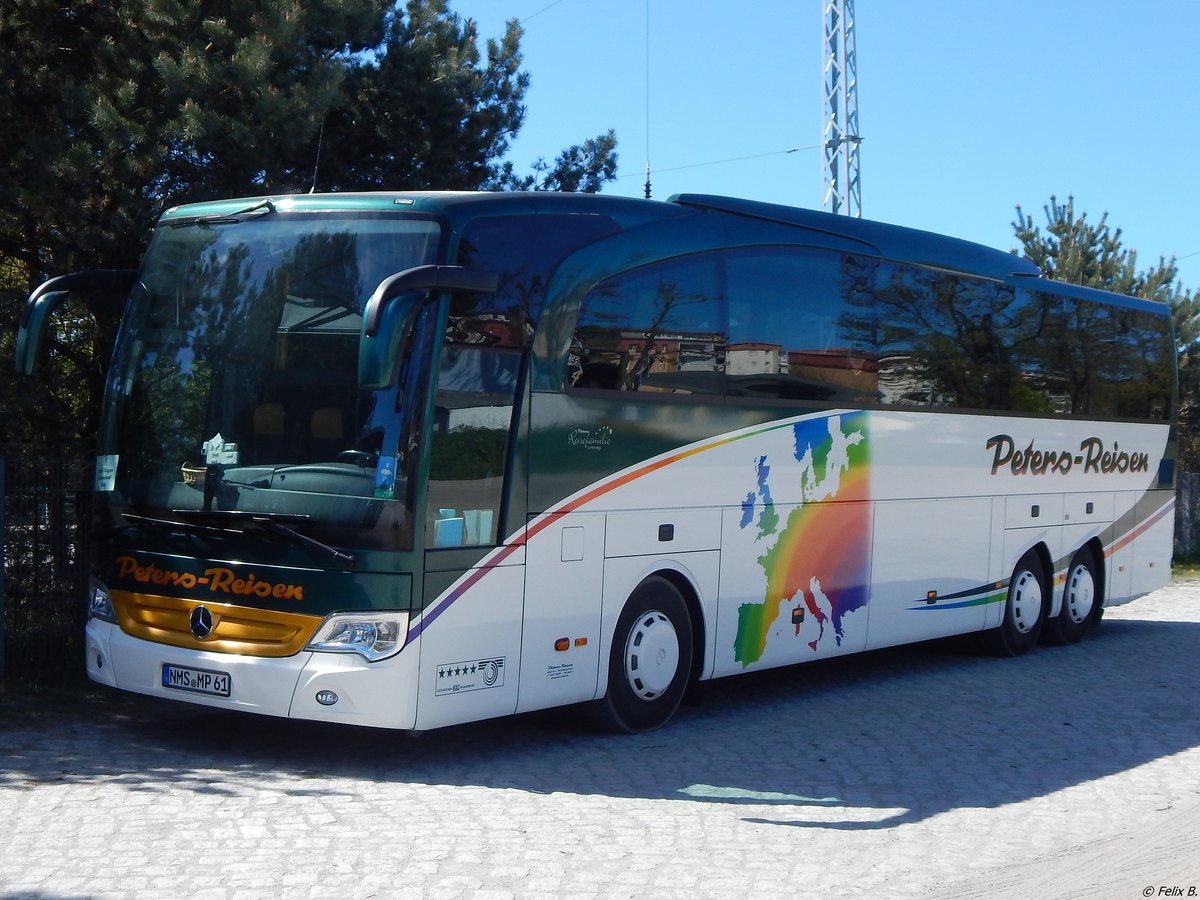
455;214;620;348
568;247;1172;420
871;262;1016;410
427;346;521;546
572;253;725;394
725;249;876;403
1021;290;1173;419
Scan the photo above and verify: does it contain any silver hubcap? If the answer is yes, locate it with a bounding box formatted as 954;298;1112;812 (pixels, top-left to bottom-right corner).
623;610;680;700
1010;568;1043;634
1064;563;1095;624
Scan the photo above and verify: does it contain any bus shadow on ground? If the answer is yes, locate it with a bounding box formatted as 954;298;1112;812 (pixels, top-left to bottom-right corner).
3;615;1197;829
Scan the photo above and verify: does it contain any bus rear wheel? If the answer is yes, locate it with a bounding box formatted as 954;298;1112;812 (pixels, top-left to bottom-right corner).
983;550;1047;657
1043;548;1099;645
594;576;693;734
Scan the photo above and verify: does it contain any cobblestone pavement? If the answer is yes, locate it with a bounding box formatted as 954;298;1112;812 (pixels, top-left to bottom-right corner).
2;579;1199;899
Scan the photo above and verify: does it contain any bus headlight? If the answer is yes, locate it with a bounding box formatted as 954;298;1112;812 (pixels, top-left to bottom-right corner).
306;613;409;662
88;578;117;623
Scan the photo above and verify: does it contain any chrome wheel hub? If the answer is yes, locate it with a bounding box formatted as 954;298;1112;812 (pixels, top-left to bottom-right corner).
623;610;680;700
1010;568;1043;634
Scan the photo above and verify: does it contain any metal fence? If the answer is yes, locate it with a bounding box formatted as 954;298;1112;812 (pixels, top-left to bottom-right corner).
1;446;92;682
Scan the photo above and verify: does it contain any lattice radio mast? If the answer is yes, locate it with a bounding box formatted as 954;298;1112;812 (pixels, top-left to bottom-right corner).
822;0;861;217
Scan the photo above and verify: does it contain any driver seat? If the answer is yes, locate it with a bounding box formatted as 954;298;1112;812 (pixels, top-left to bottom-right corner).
252;402;287;460
309;407;345;459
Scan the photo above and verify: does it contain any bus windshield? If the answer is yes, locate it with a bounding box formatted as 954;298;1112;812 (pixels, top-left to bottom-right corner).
97;211;442;550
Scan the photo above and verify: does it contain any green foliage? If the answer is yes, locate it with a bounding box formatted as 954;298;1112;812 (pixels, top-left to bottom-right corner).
491;130;620;193
1013;195;1190;303
1013;195;1200;468
318;1;531;191
0;0;618;453
0;0;618;280
0;1;619;679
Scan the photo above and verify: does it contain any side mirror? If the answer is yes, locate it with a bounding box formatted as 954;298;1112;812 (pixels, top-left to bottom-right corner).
361;265;499;336
358;265;499;389
15;270;136;375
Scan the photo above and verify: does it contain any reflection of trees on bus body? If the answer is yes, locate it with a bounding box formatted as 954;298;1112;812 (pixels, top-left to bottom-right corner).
834;255;1173;419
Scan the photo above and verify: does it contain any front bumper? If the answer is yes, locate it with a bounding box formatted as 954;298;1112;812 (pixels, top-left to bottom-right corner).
86;619;420;729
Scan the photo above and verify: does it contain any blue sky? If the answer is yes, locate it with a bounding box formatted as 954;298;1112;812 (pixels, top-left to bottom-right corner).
456;0;1200;292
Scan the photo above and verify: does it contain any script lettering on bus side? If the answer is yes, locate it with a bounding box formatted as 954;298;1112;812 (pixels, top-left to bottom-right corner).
986;434;1150;477
568;426;614;452
114;555;305;601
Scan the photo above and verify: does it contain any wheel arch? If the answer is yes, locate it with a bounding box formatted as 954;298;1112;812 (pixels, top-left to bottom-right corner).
982;542;1052;657
592;564;703;733
1080;536;1107;603
600;553;718;696
1078;536;1107;626
653;566;707;687
1029;540;1057;619
1028;540;1054;592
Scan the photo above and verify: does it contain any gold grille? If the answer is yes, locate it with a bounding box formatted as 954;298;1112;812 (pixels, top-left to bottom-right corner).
111;591;322;657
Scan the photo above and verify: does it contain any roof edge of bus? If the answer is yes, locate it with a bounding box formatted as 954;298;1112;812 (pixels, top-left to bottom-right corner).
668;193;1042;281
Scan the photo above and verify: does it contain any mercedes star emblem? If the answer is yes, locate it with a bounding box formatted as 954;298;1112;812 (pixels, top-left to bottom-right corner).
189;605;215;640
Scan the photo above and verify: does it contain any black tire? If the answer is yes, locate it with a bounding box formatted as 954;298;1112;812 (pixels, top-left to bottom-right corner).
594;576;693;734
982;550;1047;657
1043;548;1100;645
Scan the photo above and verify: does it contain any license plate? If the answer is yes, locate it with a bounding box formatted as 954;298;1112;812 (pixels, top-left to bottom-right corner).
161;663;231;697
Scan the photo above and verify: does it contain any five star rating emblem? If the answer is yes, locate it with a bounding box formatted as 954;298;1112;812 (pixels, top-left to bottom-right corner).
435;657;505;695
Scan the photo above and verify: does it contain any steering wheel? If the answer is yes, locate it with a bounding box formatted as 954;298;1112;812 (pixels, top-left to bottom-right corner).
336;449;378;467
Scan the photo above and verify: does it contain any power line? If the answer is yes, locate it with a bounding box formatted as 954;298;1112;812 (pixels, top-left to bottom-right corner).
1134;248;1200;278
504;0;564;31
618;144;821;180
482;1;570;47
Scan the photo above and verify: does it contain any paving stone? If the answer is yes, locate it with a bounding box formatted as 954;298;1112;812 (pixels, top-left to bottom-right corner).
2;579;1199;897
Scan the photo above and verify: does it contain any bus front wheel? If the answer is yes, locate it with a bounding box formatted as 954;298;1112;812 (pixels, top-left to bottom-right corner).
983;551;1047;657
594;576;693;734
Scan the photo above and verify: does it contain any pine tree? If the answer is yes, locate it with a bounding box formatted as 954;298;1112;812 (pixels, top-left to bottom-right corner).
0;0;618;283
0;0;619;450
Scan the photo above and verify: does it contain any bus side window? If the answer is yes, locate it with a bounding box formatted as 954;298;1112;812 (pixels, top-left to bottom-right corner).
873;263;1012;411
456;213;621;345
1038;293;1174;420
427;346;520;546
570;255;725;396
724;248;876;404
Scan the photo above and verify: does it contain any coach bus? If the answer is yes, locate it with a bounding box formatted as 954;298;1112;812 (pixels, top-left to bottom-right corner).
15;191;1176;732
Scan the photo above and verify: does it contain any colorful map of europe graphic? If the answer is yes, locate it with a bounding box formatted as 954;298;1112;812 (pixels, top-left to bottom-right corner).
733;413;870;666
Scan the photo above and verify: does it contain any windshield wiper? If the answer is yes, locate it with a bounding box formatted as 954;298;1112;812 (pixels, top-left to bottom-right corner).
172;199;276;228
123;510;356;568
123;513;242;539
239;515;357;569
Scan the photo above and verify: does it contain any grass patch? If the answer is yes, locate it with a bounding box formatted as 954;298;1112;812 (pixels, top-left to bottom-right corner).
1174;554;1200;579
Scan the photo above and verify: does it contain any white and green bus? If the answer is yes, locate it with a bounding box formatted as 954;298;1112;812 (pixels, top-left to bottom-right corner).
17;191;1176;732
